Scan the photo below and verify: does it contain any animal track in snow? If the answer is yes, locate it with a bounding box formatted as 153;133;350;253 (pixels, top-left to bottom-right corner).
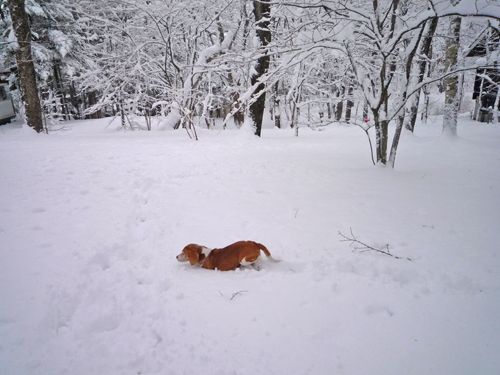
130;178;161;242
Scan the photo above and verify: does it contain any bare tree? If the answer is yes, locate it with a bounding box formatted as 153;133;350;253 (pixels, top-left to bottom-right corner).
275;0;500;166
404;17;439;132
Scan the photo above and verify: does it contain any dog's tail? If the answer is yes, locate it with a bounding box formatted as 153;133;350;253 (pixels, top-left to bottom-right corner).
255;242;281;262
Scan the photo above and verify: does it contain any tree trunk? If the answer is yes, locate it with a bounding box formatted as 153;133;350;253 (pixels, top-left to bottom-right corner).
53;61;69;120
274;99;281;128
388;19;426;168
345;86;354;123
86;91;102;119
422;85;430;123
231;92;244;127
371;108;388;165
442;16;462;136
249;0;271;137
375;120;388;165
336;101;343;121
405;17;438;132
7;0;43;133
290;91;300;128
345;100;353;123
120;98;126;129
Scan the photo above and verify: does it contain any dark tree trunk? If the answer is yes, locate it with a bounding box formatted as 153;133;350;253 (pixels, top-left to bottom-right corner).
345;86;354;123
274;99;281;128
372;104;389;165
335;86;344;121
7;0;43;132
249;0;271;137
234;111;244;127
363;102;369;120
345;99;354;123
232;92;244;127
69;82;80;119
389;21;426;168
336;101;343;121
86;91;102;119
375;119;389;165
120;98;126;129
405;17;438;132
53;61;69;120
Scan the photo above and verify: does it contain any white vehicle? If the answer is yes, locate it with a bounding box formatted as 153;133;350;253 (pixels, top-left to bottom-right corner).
0;84;15;125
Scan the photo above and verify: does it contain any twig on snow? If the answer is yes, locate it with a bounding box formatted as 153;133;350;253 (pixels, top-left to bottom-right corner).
230;290;248;300
218;290;248;300
339;228;411;261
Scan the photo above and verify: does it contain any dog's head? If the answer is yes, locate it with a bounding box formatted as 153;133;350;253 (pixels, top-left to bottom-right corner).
176;244;206;266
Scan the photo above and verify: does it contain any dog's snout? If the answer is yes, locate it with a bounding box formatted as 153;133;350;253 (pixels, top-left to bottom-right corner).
176;253;188;262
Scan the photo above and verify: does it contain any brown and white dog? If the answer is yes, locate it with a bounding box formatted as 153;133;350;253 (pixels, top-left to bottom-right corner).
176;241;279;271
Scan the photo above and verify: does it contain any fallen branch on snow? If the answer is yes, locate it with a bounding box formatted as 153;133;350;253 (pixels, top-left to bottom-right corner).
218;290;248;300
339;228;411;261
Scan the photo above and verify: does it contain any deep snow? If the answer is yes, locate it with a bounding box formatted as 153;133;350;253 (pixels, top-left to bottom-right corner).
0;115;499;375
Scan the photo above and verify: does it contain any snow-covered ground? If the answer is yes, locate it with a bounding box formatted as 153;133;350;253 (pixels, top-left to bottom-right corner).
1;115;499;375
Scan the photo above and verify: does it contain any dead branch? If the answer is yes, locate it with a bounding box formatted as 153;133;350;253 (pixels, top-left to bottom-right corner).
230;290;248;300
339;228;411;261
219;290;248;300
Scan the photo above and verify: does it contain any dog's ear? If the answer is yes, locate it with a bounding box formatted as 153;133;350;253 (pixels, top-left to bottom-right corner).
184;245;200;266
196;246;206;262
187;249;199;265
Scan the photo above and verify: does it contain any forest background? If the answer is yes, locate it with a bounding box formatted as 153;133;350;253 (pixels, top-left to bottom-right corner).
2;0;500;167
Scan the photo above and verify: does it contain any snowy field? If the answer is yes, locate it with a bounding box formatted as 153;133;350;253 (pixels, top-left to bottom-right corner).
1;115;499;375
